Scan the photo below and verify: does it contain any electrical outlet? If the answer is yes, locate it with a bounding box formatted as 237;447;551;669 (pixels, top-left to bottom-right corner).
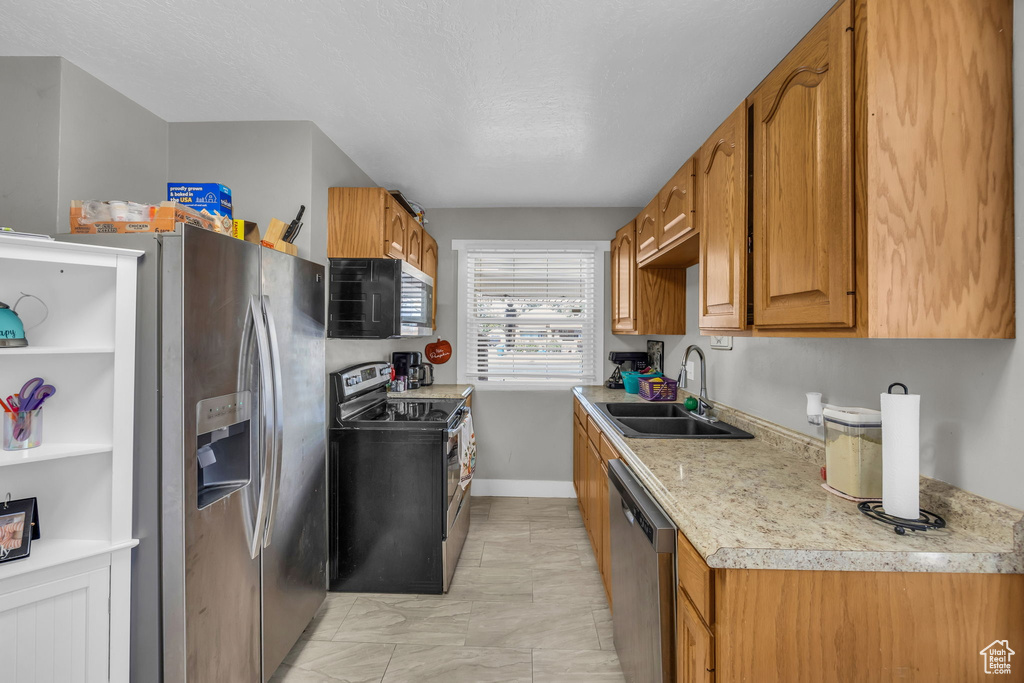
710;335;733;350
686;361;695;381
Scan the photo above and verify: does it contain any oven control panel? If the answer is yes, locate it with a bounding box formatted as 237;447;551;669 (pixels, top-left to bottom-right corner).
334;362;392;402
344;365;380;387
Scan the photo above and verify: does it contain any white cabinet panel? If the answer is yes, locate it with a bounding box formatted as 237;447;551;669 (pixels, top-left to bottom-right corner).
0;567;110;683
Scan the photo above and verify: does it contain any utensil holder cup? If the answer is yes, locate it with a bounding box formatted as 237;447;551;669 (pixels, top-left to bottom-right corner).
3;409;43;450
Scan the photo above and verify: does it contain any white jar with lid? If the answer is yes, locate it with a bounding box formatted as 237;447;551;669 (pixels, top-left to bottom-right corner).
823;405;883;498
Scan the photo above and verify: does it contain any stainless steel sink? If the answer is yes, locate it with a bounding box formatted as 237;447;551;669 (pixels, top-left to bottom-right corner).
593;402;754;439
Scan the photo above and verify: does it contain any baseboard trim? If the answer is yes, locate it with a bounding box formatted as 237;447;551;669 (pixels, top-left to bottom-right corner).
470;478;577;498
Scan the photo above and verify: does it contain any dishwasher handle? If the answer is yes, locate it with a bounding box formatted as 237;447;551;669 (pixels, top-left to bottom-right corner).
620;498;635;525
608;459;677;553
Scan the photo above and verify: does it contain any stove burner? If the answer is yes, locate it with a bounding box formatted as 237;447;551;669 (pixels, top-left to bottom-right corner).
857;502;947;535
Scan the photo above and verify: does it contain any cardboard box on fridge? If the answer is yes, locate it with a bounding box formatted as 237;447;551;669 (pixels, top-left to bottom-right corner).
69;200;223;234
231;219;262;243
167;183;232;218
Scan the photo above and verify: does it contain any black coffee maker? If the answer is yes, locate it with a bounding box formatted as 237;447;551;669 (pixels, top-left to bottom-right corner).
606;351;650;389
392;351;422;389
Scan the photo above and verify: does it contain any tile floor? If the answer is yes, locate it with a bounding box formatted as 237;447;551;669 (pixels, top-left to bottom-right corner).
271;496;624;683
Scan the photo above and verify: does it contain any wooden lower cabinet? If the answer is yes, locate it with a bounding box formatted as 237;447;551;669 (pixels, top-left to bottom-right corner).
673;539;1024;683
572;399;1024;682
574;404;615;606
598;459;610;601
677;587;714;683
715;568;1024;683
572;413;585;503
586;437;601;548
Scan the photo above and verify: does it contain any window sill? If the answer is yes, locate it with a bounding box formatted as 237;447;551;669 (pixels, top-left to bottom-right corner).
465;382;591;392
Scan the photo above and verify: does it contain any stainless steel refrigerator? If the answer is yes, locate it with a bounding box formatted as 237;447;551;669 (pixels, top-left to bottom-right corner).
63;225;326;682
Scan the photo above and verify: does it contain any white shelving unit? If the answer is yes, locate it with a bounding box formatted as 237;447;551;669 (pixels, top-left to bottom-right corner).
0;236;140;683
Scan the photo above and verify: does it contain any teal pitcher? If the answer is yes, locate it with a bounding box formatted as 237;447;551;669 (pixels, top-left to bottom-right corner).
0;294;48;348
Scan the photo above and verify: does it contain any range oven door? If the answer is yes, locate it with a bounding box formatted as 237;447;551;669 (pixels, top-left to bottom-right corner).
399;260;434;337
442;408;471;592
445;410;466;537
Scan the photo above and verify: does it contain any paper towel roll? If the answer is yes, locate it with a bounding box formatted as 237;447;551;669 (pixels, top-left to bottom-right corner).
881;390;920;519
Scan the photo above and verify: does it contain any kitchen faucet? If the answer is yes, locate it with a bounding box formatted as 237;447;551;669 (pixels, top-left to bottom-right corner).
678;345;718;423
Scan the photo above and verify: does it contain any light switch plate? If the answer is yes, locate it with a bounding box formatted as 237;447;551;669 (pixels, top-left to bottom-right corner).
710;335;733;350
686;361;695;381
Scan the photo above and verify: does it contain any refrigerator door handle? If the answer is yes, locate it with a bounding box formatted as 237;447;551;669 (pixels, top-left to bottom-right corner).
261;295;285;547
249;295;274;560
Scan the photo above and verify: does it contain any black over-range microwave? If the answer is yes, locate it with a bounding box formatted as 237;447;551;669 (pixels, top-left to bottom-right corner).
327;258;434;338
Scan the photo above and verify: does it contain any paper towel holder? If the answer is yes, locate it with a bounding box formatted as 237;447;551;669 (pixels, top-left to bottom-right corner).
858;502;946;535
862;381;946;534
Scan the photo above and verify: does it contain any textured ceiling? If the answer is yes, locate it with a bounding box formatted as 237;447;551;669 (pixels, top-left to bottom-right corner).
0;0;835;207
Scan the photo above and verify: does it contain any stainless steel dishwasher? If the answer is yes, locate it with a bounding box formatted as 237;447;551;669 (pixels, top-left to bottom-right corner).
608;459;677;683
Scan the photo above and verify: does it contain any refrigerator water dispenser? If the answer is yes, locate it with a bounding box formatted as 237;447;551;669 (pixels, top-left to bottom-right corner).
196;391;254;509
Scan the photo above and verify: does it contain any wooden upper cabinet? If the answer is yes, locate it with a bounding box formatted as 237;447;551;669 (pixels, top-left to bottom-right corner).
383;194;407;260
861;0;1014;338
329;187;440;283
328;187;390;259
698;103;749;332
659;157;696;250
742;0;1013;338
406;219;423;270
636;197;659;262
751;0;854;329
611;218;685;336
421;231;438;327
611;221;638;334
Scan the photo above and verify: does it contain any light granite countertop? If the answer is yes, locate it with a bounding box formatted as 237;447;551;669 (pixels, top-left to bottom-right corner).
574;386;1024;573
389;384;474;400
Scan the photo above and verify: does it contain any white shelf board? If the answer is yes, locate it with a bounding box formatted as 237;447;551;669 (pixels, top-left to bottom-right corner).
0;346;115;356
0;538;138;582
0;234;143;259
0;442;111;468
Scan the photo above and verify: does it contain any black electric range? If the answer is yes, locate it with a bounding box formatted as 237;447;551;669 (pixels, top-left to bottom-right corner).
327;362;472;594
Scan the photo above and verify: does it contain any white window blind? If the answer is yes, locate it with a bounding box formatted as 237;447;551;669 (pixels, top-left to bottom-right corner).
458;242;603;386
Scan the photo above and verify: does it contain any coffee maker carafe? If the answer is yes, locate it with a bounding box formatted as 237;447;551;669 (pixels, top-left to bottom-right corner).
606;351;650;389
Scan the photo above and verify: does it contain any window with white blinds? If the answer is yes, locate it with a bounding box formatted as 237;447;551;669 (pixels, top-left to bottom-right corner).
455;241;605;387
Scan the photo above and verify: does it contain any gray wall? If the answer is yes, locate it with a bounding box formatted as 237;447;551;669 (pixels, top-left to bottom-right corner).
0;57;62;233
649;263;1023;510
56;60;168;229
168;121;376;263
168;121;314;255
326;207;641;483
0;56;168;235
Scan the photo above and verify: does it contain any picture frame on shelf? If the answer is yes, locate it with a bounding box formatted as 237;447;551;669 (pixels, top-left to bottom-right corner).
0;496;40;563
